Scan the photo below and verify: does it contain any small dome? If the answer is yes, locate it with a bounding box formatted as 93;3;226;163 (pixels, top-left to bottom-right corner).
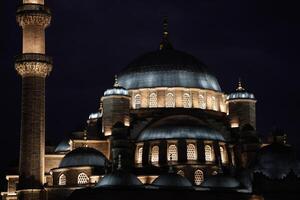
152;173;193;189
104;76;129;96
201;174;241;189
96;171;143;188
54;139;71;153
137;115;225;141
104;86;129;96
59;147;107;168
227;80;255;101
251;142;300;179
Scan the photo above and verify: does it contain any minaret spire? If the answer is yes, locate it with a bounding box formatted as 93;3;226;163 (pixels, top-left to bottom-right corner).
159;16;173;50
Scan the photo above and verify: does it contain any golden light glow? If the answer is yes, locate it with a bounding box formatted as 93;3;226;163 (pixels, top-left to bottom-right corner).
129;87;226;113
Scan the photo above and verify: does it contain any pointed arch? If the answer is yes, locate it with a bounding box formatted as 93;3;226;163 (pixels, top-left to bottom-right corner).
77;173;89;185
187;143;197;160
183;93;192;108
194;169;204;185
58;174;66;186
134;94;141;109
166;92;175;107
168;144;178;161
149;92;157;108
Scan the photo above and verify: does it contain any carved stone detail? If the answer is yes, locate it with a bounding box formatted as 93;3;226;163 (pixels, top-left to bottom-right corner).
17;13;51;27
15;61;52;77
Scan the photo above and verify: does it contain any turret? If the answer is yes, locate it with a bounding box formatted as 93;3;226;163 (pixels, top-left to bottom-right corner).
101;76;130;136
110;122;133;171
226;79;256;130
15;0;52;199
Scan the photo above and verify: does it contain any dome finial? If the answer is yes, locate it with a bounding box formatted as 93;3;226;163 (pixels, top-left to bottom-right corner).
236;77;245;91
159;16;173;50
114;75;120;87
163;16;169;38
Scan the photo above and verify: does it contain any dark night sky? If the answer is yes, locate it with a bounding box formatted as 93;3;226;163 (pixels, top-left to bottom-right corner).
1;0;300;190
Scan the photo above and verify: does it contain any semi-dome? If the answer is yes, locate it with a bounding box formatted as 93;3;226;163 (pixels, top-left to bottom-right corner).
118;22;221;91
152;172;193;189
251;142;300;179
201;174;241;189
137;115;225;141
59;147;107;168
96;171;143;188
54;139;71;153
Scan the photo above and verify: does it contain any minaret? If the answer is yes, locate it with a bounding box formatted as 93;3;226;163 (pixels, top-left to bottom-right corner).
15;0;52;197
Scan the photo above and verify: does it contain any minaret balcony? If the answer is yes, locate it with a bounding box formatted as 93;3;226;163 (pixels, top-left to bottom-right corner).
15;53;52;77
15;53;52;64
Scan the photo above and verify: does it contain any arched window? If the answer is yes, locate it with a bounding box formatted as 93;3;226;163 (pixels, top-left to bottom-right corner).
187;143;197;160
58;174;66;186
211;96;218;111
220;146;227;163
136;146;143;164
151;145;159;163
194;170;204;185
183;93;192;108
134;94;141;109
205;145;213;162
149;93;157;108
166;93;175;108
168;144;178;161
77;173;89;185
177;170;185;177
199;94;206;109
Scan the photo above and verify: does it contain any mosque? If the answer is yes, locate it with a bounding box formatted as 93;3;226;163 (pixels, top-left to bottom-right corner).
2;0;300;200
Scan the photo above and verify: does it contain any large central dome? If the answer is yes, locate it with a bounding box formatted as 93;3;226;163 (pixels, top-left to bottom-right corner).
118;48;221;91
118;23;221;91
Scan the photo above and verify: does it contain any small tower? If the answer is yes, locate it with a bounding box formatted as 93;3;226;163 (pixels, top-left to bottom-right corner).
15;0;52;199
110;122;133;171
226;79;257;130
101;76;130;136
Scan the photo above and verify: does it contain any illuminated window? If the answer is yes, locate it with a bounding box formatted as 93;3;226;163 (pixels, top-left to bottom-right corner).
58;174;66;186
183;93;192;108
211;96;218;111
77;173;89;185
136;146;143;164
177;170;185;177
151;145;159;163
220;146;228;163
187;143;197;160
134;94;141;109
166;93;175;108
199;94;206;109
205;145;213;162
149;93;157;108
168;144;178;161
194;170;204;185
